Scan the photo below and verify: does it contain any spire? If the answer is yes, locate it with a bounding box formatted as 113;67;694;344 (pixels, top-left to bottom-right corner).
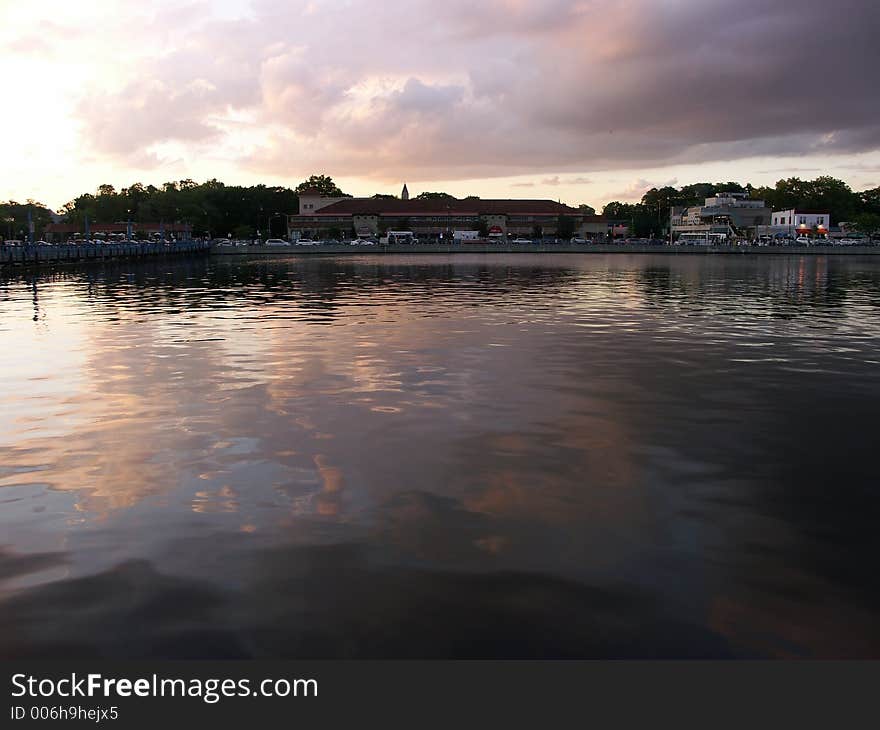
401;183;409;201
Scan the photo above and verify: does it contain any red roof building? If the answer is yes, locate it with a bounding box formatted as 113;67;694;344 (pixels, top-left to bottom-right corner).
288;192;602;239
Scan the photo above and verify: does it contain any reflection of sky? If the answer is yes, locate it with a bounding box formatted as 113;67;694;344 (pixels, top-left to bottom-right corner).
1;254;880;657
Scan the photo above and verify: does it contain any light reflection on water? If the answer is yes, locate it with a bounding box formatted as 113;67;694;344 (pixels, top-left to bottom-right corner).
0;253;878;658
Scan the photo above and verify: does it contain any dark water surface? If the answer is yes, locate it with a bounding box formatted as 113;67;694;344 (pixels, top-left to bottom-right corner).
1;253;878;658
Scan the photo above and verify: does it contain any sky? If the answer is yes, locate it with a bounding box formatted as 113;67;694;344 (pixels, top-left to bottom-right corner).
1;0;879;211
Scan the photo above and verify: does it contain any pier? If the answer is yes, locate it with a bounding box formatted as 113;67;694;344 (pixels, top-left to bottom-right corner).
1;240;211;268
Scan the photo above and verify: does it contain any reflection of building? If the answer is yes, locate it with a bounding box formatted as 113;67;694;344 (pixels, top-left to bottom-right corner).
288;188;603;240
671;192;771;240
767;209;830;238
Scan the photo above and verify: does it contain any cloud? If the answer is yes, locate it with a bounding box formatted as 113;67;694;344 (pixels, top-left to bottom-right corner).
608;178;679;201
511;175;592;188
541;176;592;186
12;0;880;181
756;168;823;175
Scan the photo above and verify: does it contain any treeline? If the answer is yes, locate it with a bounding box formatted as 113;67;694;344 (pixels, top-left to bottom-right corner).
3;173;879;241
601;177;880;237
1;175;347;240
0;199;56;241
59;179;299;239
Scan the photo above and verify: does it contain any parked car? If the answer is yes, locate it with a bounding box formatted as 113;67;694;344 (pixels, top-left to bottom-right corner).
295;239;317;246
511;238;532;244
570;237;588;244
265;238;291;247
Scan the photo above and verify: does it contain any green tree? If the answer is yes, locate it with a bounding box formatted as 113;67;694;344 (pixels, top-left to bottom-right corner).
556;214;576;240
415;192;456;201
602;201;636;219
853;212;880;235
295;175;346;196
0;200;55;240
859;186;880;215
677;183;716;206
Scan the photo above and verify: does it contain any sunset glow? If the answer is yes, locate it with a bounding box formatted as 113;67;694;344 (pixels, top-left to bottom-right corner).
2;0;878;209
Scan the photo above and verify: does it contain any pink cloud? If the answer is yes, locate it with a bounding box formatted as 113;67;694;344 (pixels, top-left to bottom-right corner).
59;0;880;182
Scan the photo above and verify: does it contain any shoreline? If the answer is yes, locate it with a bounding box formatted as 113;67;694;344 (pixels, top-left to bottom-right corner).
211;243;880;256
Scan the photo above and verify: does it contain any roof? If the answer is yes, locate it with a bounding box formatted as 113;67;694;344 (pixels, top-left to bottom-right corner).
772;209;830;215
295;197;582;217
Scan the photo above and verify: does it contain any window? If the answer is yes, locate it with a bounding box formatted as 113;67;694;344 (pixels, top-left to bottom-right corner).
817;217;824;224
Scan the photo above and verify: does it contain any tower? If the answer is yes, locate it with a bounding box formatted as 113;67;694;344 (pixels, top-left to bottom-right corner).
401;183;409;201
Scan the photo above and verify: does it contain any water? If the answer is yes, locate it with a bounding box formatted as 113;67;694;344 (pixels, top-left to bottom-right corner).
1;253;878;658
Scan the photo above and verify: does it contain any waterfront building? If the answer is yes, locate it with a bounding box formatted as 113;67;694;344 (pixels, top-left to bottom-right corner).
288;189;604;240
670;191;771;240
766;209;831;238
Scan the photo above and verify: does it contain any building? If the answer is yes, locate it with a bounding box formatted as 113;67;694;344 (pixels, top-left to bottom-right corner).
766;209;831;238
671;191;771;240
288;189;604;240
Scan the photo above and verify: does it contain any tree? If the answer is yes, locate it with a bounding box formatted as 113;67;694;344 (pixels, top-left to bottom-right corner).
641;186;681;211
678;183;716;206
0;200;55;240
803;176;859;223
295;175;346;196
415;192;456;201
853;213;880;235
859;186;880;215
556;214;575;240
478;219;489;237
602;201;636;219
578;203;596;215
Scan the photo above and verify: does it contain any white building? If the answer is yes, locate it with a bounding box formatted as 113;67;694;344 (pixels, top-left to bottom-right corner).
671;191;771;239
768;209;831;238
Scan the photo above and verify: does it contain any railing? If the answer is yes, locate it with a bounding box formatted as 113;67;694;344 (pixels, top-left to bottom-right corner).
1;240;211;266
